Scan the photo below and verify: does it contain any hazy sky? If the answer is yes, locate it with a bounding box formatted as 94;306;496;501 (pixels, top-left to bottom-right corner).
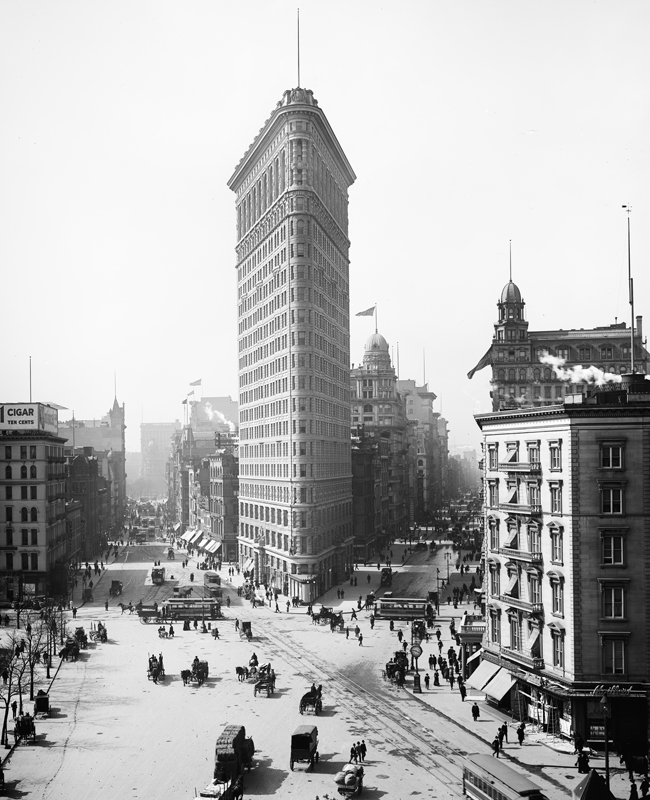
2;1;649;453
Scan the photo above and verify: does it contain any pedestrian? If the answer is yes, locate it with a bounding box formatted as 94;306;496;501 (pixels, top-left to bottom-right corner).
402;641;408;653
367;574;371;584
500;723;508;743
72;607;78;619
424;673;430;689
631;783;639;800
498;726;506;749
449;673;455;689
459;683;467;701
286;600;290;613
226;596;231;608
213;628;219;639
576;752;590;774
640;777;649;798
275;601;279;613
235;618;240;631
573;732;585;754
105;600;109;612
341;590;344;600
491;737;500;758
337;589;341;599
471;702;480;722
346;627;349;639
358;633;363;646
438;640;443;653
359;740;367;762
11;700;17;720
350;745;358;763
517;724;525;745
370;616;375;630
397;630;403;643
351;609;357;621
429;655;435;670
436;629;441;640
168;625;174;638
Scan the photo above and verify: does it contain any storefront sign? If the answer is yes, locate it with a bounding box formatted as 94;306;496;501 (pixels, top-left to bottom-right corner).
592;684;635;696
0;403;58;434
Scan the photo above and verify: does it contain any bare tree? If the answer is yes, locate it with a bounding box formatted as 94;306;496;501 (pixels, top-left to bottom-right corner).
21;614;50;700
0;631;29;747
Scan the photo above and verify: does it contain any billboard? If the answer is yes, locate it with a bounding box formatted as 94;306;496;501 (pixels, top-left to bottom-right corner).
0;403;59;434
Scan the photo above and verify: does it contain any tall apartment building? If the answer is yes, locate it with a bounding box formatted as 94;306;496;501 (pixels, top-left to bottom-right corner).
228;87;355;602
468;279;649;409
474;374;650;752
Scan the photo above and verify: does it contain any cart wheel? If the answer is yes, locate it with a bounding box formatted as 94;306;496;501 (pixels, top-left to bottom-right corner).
290;759;294;771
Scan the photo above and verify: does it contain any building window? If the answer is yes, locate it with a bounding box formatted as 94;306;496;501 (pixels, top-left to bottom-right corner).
528;573;542;605
30;507;38;522
30;465;37;479
489;565;500;596
549;441;562;470
527;442;540;464
21;529;28;546
556;347;569;360
4;446;11;460
4;487;12;500
5;553;13;571
29;445;36;459
527;482;540;507
30;553;38;571
488;481;498;508
487;445;498;471
490;611;501;644
488;519;499;551
549;525;563;563
549;482;562;514
31;529;37;546
551;580;564;615
30;486;37;500
20;446;27;460
600;346;613;360
601;485;623;515
602;639;625;675
21;553;29;571
601;530;625;565
527;525;541;554
509;615;521;651
600;443;623;469
602;585;626;619
20;466;27;479
579;347;591;361
4;465;11;479
551;630;564;668
6;529;13;546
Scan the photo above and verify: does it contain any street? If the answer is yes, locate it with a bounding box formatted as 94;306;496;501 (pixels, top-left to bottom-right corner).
1;540;622;800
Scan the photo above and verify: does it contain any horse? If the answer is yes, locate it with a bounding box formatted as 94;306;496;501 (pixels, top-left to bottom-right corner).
150;665;161;684
181;669;192;685
235;666;249;681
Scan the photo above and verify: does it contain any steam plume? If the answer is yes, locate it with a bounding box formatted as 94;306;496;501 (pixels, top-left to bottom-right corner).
205;402;236;433
539;352;622;386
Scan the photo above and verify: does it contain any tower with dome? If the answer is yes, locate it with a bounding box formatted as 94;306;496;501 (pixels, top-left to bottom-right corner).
469;278;649;410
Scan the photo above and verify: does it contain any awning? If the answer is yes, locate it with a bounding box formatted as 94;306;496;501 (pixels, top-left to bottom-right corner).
483;668;517;701
180;531;193;542
204;540;217;553
188;531;202;544
504;527;519;547
207;541;222;554
466;659;500;690
467;648;484;664
173;522;181;532
195;537;208;551
503;574;518;596
243;557;254;572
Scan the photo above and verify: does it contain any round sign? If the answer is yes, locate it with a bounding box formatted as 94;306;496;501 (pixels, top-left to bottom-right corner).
410;644;423;658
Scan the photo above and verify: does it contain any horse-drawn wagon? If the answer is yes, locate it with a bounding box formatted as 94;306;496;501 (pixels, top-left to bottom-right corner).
334;763;364;796
147;654;165;684
290;724;319;771
109;580;123;596
239;621;252;641
253;663;276;697
299;685;323;715
182;659;208;686
14;713;36;744
313;606;334;624
136;603;160;624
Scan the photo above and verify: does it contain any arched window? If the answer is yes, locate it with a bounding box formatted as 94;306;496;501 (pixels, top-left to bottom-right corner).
418;459;424;467
4;466;11;480
508;369;516;382
21;508;28;522
30;465;37;479
519;369;526;381
20;466;27;479
363;404;373;413
544;368;552;381
297;220;305;236
533;368;541;381
30;507;38;522
497;369;505;381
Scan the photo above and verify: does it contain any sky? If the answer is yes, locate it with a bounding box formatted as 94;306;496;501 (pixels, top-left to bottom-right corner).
1;1;649;454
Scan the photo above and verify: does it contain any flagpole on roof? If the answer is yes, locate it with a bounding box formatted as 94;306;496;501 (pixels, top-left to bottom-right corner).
375;304;378;334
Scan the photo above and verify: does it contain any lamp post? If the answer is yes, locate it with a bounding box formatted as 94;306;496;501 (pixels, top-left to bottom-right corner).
600;694;610;788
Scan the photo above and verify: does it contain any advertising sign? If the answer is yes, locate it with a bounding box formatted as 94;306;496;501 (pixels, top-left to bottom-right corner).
0;403;59;434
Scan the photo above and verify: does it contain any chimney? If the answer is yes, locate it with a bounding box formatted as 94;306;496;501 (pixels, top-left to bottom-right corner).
636;315;642;339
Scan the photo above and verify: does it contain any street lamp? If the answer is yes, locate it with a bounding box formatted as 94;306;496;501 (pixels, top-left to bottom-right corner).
600;694;610;788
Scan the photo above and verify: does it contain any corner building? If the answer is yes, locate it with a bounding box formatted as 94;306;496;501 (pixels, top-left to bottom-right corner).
228;87;356;602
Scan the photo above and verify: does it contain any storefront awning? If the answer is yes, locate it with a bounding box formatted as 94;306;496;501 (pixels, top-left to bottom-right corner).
206;541;222;554
180;531;193;542
467;648;484;664
483;668;517;701
173;522;181;532
195;538;208;551
243;557;254;572
188;531;202;544
466;659;500;690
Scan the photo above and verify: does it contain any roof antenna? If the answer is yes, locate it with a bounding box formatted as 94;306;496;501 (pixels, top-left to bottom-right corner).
509;239;512;282
297;8;301;87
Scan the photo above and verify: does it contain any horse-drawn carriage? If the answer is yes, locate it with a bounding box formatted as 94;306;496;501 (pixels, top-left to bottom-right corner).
181;659;209;686
89;622;108;643
384;654;407;685
299;685;323;715
34;690;50;717
240;621;252;641
253;663;276;697
290;724;319;771
334;763;364;796
74;626;88;648
147;654;165;684
14;713;36;744
109;580;123;596
60;637;80;661
313;606;334;625
329;612;345;632
136;603;160;624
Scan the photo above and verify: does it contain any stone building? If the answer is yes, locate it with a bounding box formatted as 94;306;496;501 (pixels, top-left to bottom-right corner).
468;279;649;409
209;450;239;564
140;421;181;498
474;374;650;752
228;86;355;601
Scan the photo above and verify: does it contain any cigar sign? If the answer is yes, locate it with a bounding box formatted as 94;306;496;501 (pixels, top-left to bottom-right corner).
0;403;58;434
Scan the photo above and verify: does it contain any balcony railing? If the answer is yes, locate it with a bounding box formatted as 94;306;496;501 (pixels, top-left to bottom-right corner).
497;594;544;614
498;461;541;473
497;547;543;563
498;503;542;516
500;646;545;671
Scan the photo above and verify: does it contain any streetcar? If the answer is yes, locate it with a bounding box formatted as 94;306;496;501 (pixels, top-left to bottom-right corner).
163;597;221;620
462;755;549;800
204;570;223;599
375;594;428;621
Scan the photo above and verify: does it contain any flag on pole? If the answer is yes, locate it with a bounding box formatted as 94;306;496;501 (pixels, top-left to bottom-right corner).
467;347;493;380
356;306;375;317
188;390;194;397
182;399;188;405
190;379;202;386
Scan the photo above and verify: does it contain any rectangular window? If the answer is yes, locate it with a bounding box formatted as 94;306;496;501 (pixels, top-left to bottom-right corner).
550;484;563;514
21;553;29;570
6;553;13;571
528;443;540;464
528;575;541;605
579;347;591;361
600;346;613;360
490;568;500;596
552;632;564;668
30;553;38;571
602;532;624;565
31;529;37;546
20;446;27;460
490;613;500;644
601;486;623;515
557;348;569;360
4;487;12;500
602;586;625;618
603;639;625;675
30;486;37;500
5;508;12;523
4;446;11;460
21;529;28;546
601;444;623;469
488;481;498;508
528;483;540;507
6;529;13;546
489;522;499;551
487;446;498;471
30;445;37;459
21;486;28;500
509;616;521;651
550;527;563;562
551;582;564;615
549;443;562;470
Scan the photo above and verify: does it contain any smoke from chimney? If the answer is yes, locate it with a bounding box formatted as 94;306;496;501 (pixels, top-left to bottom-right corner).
539;351;622;386
205;402;236;433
